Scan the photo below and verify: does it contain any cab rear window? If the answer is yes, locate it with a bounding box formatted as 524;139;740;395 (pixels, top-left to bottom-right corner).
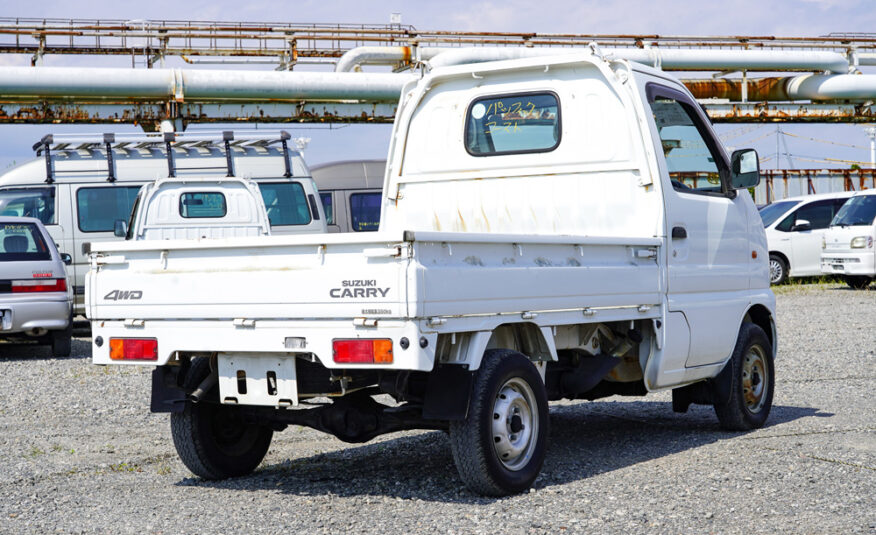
0;223;51;261
179;192;227;218
465;92;561;156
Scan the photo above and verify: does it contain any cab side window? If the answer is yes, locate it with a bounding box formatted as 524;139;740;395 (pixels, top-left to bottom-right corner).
648;93;727;194
775;199;835;232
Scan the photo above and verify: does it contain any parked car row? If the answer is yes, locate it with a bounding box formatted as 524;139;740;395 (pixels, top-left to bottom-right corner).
761;189;875;288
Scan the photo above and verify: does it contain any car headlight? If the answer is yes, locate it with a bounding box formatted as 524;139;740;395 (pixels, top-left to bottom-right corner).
850;236;873;248
821;236;826;249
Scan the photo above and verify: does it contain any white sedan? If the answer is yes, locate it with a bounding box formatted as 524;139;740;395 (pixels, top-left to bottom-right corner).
760;191;855;284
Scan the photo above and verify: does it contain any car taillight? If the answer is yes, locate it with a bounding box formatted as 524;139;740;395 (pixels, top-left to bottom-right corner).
11;278;67;293
333;339;393;364
109;338;158;361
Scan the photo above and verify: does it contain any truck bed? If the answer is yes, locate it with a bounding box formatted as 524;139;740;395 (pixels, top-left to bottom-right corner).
87;230;662;323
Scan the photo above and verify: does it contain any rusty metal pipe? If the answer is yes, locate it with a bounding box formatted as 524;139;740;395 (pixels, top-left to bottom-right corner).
423;46;850;73
685;75;876;101
0;66;416;101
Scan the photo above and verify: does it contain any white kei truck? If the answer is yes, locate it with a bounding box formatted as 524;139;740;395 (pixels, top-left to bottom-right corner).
87;49;777;496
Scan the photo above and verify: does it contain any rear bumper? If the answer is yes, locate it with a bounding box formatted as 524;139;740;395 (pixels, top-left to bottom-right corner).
0;296;71;333
91;318;437;371
821;251;876;276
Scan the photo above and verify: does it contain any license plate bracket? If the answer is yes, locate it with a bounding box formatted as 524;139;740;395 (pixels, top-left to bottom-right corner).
218;352;298;407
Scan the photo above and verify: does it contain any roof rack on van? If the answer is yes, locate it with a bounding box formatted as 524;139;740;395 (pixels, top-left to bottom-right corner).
32;130;297;183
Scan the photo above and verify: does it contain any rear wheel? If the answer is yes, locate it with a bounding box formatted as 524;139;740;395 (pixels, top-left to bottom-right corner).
714;323;774;431
171;358;273;479
844;275;873;289
449;349;549;496
768;254;788;285
49;310;73;357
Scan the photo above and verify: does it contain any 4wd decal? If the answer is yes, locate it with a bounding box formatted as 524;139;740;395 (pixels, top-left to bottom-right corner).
330;279;390;299
104;289;143;301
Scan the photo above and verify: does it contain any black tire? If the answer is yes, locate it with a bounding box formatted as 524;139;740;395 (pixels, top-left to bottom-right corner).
171;358;273;479
714;323;774;431
449;349;549;496
844;275;873;289
768;254;788;285
49;309;73;357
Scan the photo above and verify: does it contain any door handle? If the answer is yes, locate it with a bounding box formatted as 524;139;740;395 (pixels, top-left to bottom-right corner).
671;226;687;239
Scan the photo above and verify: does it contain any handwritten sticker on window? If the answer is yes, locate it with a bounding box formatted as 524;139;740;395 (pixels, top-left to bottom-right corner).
465;92;560;156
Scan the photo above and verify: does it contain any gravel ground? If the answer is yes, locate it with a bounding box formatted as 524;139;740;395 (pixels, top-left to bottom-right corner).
0;283;873;534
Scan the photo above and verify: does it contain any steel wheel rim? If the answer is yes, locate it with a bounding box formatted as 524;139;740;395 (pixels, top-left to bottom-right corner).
491;377;538;471
742;345;768;413
769;259;782;283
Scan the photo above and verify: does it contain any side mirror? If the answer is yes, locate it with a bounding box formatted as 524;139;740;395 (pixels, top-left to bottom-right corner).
730;149;760;189
113;219;128;238
791;219;812;232
60;253;72;266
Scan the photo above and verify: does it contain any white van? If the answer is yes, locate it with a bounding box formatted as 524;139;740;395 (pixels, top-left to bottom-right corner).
0;130;325;313
759;191;855;284
310;160;384;233
821;188;876;289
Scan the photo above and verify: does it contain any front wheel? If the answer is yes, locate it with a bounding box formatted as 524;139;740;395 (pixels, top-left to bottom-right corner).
768;254;788;285
171;358;273;479
844;275;873;289
449;349;549;496
714;323;775;431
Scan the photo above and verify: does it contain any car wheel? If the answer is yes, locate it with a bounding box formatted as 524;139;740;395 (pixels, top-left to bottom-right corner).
171;358;273;479
49;310;73;357
768;254;788;285
714;323;774;431
449;349;549;496
844;275;873;289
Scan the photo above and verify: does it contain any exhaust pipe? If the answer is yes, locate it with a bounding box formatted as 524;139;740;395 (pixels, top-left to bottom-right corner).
189;371;218;403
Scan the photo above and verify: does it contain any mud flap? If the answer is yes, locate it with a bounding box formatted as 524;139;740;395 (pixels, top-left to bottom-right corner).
671;359;733;413
422;365;473;421
150;366;187;413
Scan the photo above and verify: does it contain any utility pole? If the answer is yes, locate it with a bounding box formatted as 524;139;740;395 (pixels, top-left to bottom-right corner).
866;126;876;169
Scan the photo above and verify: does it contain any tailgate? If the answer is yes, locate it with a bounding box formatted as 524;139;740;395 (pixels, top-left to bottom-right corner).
86;234;410;320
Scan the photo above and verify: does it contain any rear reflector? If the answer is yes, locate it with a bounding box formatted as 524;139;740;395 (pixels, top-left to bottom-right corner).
109;338;158;361
333;339;393;364
12;278;67;293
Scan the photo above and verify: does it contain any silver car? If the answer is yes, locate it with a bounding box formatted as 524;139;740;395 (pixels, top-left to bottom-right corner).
0;217;73;356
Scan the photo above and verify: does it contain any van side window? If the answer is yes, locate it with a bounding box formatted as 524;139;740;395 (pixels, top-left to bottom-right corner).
350;192;381;232
76;187;141;233
648;95;726;193
319;192;334;225
257;182;312;226
0;187;56;225
179;192;227;218
465;92;560;156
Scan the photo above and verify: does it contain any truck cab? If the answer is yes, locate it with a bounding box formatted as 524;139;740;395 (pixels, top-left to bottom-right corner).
122;175;296;241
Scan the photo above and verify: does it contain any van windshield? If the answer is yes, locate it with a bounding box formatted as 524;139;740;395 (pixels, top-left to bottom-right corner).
831;195;876;227
0;187;55;225
758;200;800;228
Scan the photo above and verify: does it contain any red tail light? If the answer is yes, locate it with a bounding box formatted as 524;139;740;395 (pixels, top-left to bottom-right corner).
12;278;67;293
109;338;158;361
333;339;393;364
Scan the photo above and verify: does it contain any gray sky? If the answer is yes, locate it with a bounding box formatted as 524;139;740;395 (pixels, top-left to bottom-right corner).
1;0;875;170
